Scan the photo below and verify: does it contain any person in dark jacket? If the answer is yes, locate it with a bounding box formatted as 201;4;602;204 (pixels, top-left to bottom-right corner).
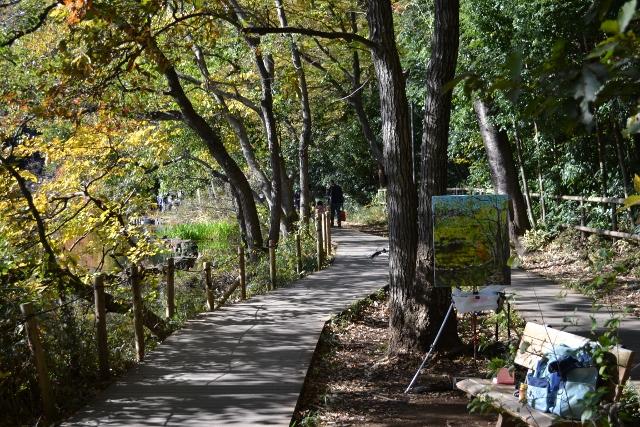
327;180;344;227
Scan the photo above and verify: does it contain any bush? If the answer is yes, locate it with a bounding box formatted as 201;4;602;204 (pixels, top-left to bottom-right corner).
343;197;387;226
522;228;551;251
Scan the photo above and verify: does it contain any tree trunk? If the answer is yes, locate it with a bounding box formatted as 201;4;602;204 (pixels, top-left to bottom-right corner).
299;27;386;189
512;119;536;228
279;156;295;234
595;118;608;198
366;0;418;354
228;0;283;246
162;65;264;250
349;13;386;188
474;98;531;238
275;0;312;224
213;93;274;205
533;122;547;223
252;49;283;245
415;0;461;351
230;184;248;246
351;94;387;187
612;120;630;198
189;40;274;209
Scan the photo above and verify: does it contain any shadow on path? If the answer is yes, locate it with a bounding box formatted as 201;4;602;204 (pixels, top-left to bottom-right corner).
63;229;389;426
511;269;640;381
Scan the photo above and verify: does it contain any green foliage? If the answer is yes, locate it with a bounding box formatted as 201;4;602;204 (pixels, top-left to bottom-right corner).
616;385;640;425
292;410;321;427
467;394;498;415
343;197;387;227
522;229;551;251
160;221;238;251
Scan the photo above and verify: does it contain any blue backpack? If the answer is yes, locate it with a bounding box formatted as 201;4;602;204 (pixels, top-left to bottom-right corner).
525;344;598;419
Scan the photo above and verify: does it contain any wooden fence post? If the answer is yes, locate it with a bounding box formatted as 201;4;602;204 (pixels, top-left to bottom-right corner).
166;257;175;319
295;233;302;275
130;264;145;362
204;262;215;311
269;239;276;290
326;214;332;256
20;302;57;421
580;200;587;239
322;213;328;255
93;274;109;379
611;203;618;232
238;246;246;300
316;213;324;270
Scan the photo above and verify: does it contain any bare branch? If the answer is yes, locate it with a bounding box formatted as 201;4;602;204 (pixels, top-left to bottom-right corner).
242;26;378;51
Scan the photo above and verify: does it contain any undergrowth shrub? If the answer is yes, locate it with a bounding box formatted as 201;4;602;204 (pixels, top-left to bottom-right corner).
343;197;387;226
522;228;551;251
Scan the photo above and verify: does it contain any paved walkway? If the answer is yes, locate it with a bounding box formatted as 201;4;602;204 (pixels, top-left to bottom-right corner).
510;269;640;382
64;228;389;426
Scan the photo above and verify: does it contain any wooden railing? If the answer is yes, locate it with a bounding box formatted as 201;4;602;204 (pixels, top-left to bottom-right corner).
446;188;639;242
18;214;335;421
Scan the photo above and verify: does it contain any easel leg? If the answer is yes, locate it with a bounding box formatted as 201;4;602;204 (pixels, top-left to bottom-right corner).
404;302;456;393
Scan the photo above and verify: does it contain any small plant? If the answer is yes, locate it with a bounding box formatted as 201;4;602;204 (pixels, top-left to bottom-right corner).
467;394;498;414
522;228;551;251
343;198;387;227
292;410;320;426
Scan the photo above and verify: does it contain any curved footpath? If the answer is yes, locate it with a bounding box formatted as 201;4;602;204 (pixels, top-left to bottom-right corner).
63;228;389;426
510;269;640;383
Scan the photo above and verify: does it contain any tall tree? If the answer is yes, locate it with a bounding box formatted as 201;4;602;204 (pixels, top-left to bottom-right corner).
365;0;419;352
414;0;461;350
274;0;313;224
474;98;531;238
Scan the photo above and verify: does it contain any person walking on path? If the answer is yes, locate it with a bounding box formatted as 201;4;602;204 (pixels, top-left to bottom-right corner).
327;180;344;227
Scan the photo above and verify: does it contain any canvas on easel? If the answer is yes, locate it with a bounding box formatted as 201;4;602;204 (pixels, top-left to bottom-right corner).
432;195;510;288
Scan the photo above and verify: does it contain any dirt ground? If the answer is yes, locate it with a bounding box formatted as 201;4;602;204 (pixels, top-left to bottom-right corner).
293;292;500;426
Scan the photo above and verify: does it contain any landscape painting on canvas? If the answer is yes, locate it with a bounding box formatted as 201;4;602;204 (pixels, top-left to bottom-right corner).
432;195;510;288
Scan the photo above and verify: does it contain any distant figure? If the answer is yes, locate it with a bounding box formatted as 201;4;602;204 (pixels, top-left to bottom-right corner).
327;180;344;227
315;200;326;217
294;189;301;211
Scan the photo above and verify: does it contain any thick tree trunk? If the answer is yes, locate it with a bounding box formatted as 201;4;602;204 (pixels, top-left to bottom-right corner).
366;0;418;354
279;157;296;234
275;0;312;224
415;0;460;351
474;98;531;238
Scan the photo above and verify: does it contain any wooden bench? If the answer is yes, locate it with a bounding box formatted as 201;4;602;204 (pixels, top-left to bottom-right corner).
456;322;635;427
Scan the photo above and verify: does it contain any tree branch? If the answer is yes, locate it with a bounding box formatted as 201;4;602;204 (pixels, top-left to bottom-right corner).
242;26;378;51
146;110;184;121
1;3;57;47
